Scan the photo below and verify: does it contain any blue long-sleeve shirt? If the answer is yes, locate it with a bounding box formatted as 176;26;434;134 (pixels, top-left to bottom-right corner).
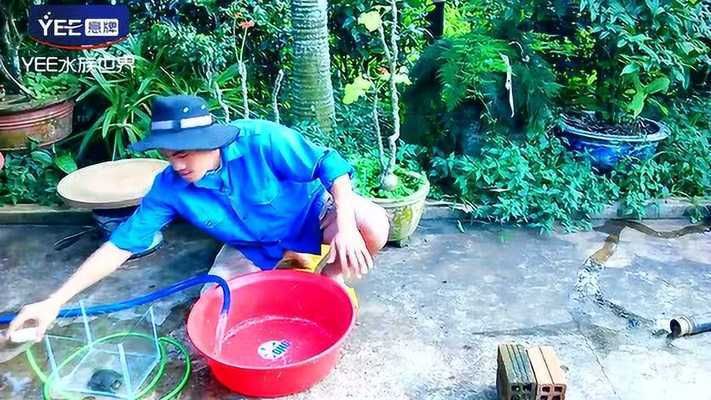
109;119;354;269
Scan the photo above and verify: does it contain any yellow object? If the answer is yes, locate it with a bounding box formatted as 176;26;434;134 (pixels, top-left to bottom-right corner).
278;245;359;308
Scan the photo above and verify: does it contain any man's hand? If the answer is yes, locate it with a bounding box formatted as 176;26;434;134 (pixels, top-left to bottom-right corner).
5;298;62;342
327;212;373;280
4;242;132;343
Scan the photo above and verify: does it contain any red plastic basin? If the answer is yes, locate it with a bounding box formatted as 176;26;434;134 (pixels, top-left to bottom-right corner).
186;270;356;397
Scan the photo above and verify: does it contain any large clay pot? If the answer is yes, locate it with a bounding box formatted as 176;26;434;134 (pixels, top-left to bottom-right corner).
0;91;77;151
369;171;430;247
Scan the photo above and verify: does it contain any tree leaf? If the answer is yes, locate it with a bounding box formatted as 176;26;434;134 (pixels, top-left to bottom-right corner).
30;150;53;167
628;91;647;117
342;76;371;104
358;11;382;32
621;63;639;75
54;153;78;174
645;76;670;94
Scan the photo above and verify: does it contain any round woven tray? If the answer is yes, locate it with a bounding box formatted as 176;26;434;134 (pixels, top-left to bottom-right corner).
57;158;169;209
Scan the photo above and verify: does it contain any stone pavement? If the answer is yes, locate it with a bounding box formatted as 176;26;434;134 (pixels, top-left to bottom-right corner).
1;218;710;399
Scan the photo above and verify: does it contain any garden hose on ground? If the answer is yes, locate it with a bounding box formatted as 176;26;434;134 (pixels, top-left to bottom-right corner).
25;332;191;400
0;273;232;324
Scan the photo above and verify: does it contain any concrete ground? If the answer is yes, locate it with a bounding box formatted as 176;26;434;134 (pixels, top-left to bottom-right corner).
1;218;710;399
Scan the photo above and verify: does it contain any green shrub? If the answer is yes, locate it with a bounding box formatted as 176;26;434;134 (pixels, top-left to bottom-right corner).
612;94;711;217
351;154;423;198
0;143;77;206
574;0;710;121
431;133;618;232
143;22;233;77
429;94;711;230
22;72;80;101
402;30;561;153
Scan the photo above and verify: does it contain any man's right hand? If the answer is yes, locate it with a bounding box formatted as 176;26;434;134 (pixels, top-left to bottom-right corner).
5;298;62;342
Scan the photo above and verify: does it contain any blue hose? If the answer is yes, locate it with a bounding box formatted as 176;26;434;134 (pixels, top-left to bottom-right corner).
0;274;231;325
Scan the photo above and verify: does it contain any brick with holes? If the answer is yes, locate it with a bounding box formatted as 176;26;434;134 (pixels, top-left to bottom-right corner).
527;346;567;400
497;344;536;400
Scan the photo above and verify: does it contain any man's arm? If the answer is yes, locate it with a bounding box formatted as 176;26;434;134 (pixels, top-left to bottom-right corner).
266;123;375;278
48;242;132;306
5;174;175;342
6;242;132;342
267;122;354;190
326;175;374;279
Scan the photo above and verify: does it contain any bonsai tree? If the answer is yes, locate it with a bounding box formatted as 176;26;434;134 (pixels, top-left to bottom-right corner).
0;0;35;98
345;2;412;192
0;0;80;104
342;2;431;245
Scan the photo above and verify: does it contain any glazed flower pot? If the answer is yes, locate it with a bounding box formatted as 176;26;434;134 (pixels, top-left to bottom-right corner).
556;113;669;172
369;171;430;247
0;91;78;151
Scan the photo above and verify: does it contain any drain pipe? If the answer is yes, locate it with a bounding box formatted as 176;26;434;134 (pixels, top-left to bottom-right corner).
669;313;711;338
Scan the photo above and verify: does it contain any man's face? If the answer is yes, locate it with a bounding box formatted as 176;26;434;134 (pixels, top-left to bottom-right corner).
161;149;220;182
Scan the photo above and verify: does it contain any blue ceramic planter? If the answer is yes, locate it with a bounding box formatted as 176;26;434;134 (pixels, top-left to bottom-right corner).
557;115;669;172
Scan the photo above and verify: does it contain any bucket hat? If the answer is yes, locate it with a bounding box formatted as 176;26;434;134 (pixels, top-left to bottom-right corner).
130;95;239;153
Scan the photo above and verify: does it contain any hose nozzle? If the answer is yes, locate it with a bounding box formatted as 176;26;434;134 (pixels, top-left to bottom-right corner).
670;313;711;338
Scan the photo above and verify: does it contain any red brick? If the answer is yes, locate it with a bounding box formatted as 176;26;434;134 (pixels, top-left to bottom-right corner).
527;346;567;400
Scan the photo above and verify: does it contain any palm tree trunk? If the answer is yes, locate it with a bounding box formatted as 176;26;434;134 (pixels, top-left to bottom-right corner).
291;0;336;134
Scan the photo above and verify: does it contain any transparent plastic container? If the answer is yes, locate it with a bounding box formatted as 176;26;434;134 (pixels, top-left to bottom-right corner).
42;301;160;399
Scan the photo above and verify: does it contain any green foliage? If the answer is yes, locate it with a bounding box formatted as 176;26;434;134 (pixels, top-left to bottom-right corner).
76;34;254;160
77;37;163;160
403;28;562;153
613;156;671;217
22;72;80;101
329;0;431;85
443;2;473;37
611;93;711;216
430;94;711;231
0;142;76;206
438;33;510;112
350;148;425;199
297;94;376;158
431;133;618;232
0;0;32;93
129;0;291;118
343;76;373;105
143;22;233;77
575;0;711;122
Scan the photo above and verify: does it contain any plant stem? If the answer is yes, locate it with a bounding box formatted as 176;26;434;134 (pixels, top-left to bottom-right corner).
0;5;32;98
232;17;250;119
239;27;248;62
272;69;284;123
213;79;230;122
386;0;400;178
239;61;249;119
371;85;386;171
0;55;34;98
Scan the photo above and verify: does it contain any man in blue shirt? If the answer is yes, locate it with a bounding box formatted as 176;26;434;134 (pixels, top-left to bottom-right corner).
6;95;389;342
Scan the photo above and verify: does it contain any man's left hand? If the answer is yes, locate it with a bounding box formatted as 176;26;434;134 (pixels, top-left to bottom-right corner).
327;214;372;280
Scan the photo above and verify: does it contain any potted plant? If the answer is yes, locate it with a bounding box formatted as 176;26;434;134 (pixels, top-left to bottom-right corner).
554;0;709;171
0;0;80;151
344;3;430;246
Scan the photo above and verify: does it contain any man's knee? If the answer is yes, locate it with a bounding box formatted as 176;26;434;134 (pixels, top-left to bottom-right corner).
360;204;390;254
201;247;260;296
